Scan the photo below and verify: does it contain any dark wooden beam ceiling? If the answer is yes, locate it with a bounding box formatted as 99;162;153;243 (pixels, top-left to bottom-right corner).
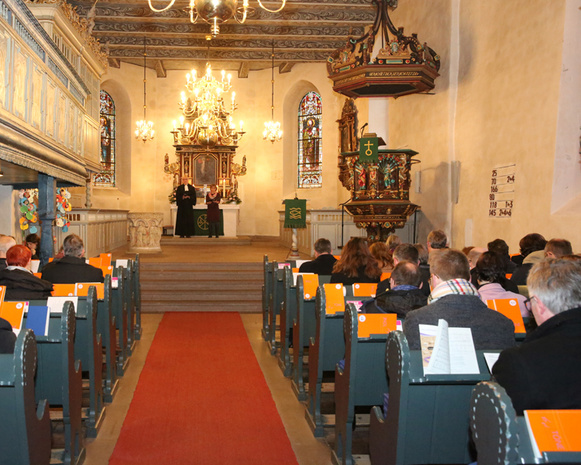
69;0;375;75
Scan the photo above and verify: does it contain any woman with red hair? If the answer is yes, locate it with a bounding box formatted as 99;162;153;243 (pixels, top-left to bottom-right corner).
330;237;382;285
0;244;53;300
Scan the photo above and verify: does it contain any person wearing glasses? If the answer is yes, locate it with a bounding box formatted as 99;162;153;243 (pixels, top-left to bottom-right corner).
492;258;581;414
402;248;515;350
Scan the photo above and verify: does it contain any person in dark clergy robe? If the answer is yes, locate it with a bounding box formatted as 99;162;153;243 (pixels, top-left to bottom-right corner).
175;176;197;238
41;234;104;284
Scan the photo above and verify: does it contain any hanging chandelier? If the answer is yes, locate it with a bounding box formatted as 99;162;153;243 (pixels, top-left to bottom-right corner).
148;0;286;37
135;37;155;142
263;41;282;143
327;0;440;98
171;61;244;147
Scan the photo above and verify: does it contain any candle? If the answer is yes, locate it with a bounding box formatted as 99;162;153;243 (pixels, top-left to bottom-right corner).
239;120;244;132
222;178;226;197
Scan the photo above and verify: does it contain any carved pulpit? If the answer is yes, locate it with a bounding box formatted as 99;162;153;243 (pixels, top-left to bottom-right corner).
338;100;419;241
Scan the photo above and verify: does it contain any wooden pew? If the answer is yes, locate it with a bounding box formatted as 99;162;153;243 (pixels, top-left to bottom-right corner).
267;262;285;354
30;302;85;465
470;381;581;465
332;303;390;465
368;331;492;465
305;283;347;436
112;265;130;374
52;278;118;403
261;255;271;340
132;254;142;341
277;267;295;377
291;274;330;401
0;329;52;465
306;284;374;438
123;261;137;355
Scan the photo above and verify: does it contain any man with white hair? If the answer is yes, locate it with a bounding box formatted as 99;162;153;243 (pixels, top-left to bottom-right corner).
492;259;581;414
0;235;16;271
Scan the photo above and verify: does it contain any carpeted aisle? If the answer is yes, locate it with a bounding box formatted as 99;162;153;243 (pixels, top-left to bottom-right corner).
108;312;299;465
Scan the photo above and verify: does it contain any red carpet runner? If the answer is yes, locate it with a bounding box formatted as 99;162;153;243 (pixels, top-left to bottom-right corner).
109;312;299;465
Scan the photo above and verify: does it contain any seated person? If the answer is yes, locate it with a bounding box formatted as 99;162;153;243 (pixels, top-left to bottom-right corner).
330;237;382;285
385;234;401;253
0;245;53;300
488;238;517;273
41;234;104;284
0;316;16;353
377;243;430;296
402;249;515;350
544;238;573;259
475;252;529;317
492;259;581;414
370;241;394;274
298;238;337;275
368;261;428;316
25;233;40;260
510;233;547;285
0;235;16;271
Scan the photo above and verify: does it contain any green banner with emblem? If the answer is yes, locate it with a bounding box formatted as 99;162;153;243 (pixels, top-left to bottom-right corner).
284;198;307;228
359;137;379;163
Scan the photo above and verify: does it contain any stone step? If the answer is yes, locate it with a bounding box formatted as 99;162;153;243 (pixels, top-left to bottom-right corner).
140;261;263;313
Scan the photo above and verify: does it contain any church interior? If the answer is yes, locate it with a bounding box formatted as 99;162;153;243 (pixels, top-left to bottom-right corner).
0;0;580;464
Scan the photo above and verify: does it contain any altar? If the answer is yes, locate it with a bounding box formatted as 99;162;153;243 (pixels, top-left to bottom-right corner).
171;204;240;237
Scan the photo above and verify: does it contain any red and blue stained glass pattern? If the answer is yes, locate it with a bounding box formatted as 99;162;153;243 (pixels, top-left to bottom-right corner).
297;91;322;188
93;90;116;186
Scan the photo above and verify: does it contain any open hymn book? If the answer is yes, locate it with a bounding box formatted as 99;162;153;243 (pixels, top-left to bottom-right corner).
419;319;480;375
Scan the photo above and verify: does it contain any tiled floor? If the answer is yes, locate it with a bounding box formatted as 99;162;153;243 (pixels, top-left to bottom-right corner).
83;240;332;465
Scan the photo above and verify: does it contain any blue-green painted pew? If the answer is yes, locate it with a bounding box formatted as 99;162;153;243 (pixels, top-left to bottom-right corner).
470;381;581;465
306;286;373;438
291;274;332;401
97;275;118;402
27;303;85;465
332;303;389;465
277;267;295;377
0;330;52;465
261;255;272;340
31;289;105;439
130;254;142;341
369;331;492;465
267;262;285;354
112;266;130;374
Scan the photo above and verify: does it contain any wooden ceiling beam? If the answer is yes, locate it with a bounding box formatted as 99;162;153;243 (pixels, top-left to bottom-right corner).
154;60;167;78
238;62;250;79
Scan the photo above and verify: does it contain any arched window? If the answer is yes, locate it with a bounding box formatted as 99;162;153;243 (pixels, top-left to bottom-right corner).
93;90;116;187
297;91;322;188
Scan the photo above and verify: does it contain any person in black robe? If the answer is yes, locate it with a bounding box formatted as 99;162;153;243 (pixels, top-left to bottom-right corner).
175;176;196;238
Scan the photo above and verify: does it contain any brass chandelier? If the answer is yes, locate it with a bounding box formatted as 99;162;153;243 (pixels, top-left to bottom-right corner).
135;37;155;142
263;41;282;143
171;62;244;147
148;0;287;37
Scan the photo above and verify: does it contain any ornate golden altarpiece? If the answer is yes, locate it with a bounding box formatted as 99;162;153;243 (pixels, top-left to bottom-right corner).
338;99;419;241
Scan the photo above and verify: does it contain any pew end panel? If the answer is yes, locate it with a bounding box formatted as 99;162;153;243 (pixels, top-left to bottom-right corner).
133;254;142;340
74;289;106;438
470;382;581;465
333;304;389;465
267;263;284;355
98;275;119;402
277;267;296;378
306;285;345;437
262;255;271;340
369;331;491;465
32;303;85;465
0;329;52;465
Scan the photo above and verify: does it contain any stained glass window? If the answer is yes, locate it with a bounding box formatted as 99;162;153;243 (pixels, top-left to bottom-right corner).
93;90;116;186
297;91;322;188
